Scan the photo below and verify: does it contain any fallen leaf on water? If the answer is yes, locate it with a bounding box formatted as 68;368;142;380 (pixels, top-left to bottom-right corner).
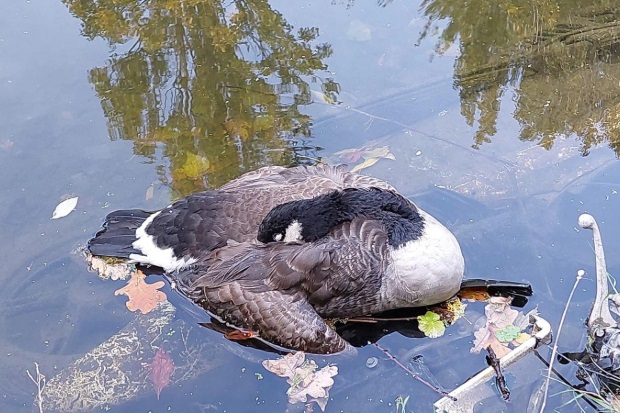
333;147;365;163
458;286;491;301
311;90;337;105
263;351;305;378
485;296;519;328
51;196;78;219
471;296;531;357
149;347;174;399
429;297;467;325
417;311;445;338
86;253;132;280
342;145;395;173
363;146;395;160
225;329;259;341
263;352;337;412
114;270;167;314
351;157;379;173
0;139;14;151
472;325;510;358
145;184;154;201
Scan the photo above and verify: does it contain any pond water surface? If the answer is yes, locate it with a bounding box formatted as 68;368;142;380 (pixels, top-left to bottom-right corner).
2;1;620;412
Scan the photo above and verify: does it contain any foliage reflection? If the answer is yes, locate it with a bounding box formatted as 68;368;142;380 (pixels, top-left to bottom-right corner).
64;0;337;195
420;0;620;155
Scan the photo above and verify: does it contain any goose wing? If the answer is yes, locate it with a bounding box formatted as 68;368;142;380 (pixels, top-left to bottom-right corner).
200;282;352;354
178;218;389;352
137;165;398;266
191;217;390;317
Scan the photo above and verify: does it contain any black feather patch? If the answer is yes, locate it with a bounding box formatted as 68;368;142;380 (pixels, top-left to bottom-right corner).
257;187;424;247
88;209;151;258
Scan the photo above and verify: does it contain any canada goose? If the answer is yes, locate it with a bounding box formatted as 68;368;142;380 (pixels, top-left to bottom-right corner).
88;165;465;354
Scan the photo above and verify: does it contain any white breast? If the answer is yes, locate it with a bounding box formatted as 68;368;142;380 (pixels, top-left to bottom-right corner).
383;210;464;307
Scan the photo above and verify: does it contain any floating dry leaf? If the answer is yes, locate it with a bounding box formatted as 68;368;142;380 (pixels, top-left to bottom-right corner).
114;270;167;314
351;157;379;173
149;347;174;399
335;145;395;173
51;196;78;219
429;297;467;326
263;351;305;378
0;139;14;151
145;184;154;201
86;254;132;280
471;296;530;357
263;352;337;412
333;147;365;163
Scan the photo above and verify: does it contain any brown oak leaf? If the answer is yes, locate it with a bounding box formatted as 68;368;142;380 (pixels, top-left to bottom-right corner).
114;270;167;314
149;347;174;399
263;352;337;412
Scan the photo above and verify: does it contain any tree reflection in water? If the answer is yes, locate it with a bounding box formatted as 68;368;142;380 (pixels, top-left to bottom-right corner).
64;0;338;195
419;0;620;155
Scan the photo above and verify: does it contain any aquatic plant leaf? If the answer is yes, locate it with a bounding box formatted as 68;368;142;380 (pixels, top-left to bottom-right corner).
495;325;521;343
114;270;167;314
149;347;174;399
51;196;78;219
263;352;337;412
418;311;445;338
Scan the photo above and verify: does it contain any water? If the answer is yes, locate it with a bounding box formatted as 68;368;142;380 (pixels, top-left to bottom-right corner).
1;1;619;412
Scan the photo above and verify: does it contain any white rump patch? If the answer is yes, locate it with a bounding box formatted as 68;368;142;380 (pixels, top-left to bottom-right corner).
284;220;303;242
129;210;196;272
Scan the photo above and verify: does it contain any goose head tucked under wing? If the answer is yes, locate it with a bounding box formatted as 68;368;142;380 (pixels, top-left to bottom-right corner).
257;187;465;308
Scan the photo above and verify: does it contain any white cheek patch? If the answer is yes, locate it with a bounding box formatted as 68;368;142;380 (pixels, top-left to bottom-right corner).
284;220;303;243
129;210;196;272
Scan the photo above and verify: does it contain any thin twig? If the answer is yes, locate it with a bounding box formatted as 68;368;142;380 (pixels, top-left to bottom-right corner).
26;362;46;413
538;269;584;413
344;315;420;323
486;347;510;400
373;343;456;401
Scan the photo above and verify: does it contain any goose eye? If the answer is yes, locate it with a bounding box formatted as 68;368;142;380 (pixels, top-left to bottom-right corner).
274;233;283;241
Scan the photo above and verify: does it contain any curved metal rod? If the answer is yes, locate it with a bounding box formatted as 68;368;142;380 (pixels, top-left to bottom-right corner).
578;214;617;332
433;315;552;412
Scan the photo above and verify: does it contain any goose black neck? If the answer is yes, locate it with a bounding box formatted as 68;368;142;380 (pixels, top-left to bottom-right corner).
257;187;424;246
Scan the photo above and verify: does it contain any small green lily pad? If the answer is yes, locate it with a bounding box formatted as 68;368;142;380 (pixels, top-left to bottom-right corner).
418;311;445;338
495;325;521;343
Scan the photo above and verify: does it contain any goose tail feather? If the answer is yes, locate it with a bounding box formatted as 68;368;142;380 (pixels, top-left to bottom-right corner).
88;209;152;258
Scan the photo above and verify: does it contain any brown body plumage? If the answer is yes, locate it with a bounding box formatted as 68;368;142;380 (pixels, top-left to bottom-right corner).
88;165;465;354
